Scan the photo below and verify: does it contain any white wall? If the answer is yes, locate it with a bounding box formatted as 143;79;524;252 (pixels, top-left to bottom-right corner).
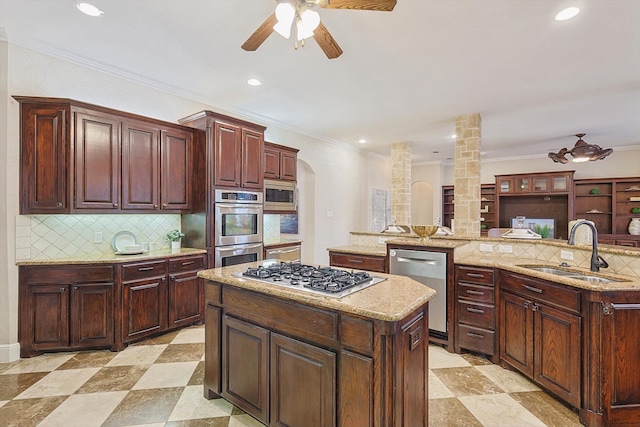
0;41;390;361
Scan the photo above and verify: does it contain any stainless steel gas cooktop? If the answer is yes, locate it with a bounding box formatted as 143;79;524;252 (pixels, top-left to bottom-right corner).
235;261;386;298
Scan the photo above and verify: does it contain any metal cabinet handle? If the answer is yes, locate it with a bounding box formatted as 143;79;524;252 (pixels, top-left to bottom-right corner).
524;301;531;309
181;261;195;266
467;332;485;339
113;203;118;207
467;273;485;278
138;266;154;271
532;303;540;312
522;284;543;294
466;289;484;296
466;307;485;314
347;259;364;264
56;202;63;207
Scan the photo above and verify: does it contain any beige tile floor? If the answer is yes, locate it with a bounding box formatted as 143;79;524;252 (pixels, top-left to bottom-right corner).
0;325;582;426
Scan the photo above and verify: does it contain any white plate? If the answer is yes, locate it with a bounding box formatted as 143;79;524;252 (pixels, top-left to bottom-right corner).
112;231;138;252
115;250;145;255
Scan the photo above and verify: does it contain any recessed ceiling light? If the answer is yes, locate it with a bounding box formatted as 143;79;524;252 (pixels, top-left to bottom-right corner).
358;139;367;144
76;2;103;17
247;78;262;86
450;134;457;139
555;7;580;21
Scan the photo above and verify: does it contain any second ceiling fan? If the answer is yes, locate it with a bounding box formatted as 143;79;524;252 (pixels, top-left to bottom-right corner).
241;0;397;59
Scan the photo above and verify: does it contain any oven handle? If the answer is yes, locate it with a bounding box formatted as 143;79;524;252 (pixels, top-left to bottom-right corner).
216;203;263;210
217;242;263;254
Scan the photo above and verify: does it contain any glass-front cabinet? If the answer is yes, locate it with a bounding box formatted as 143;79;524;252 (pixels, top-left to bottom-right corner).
496;171;573;195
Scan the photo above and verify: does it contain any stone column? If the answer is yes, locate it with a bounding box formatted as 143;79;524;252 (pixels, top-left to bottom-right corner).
391;142;411;226
454;114;481;237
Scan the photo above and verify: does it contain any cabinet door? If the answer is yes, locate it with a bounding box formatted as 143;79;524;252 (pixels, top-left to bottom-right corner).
213;121;242;187
168;272;203;328
271;333;336;427
74;111;120;210
279;150;297;181
222;315;270;424
241;128;264;189
500;292;534;377
264;145;280;179
122;277;168;342
19;103;69;214
204;303;222;398
27;285;70;351
122;120;159;210
71;282;114;347
533;303;581;408
161;128;192;210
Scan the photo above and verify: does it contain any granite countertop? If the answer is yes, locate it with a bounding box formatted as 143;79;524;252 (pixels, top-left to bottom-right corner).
326;245;387;256
455;254;640;292
16;248;208;265
198;261;436;322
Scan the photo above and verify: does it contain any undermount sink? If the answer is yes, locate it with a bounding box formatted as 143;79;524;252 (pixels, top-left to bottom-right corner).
519;265;625;283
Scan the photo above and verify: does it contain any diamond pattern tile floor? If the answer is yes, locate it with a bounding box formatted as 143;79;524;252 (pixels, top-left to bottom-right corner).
0;326;581;426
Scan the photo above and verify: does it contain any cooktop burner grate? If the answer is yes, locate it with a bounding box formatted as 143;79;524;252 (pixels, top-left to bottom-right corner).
239;262;386;298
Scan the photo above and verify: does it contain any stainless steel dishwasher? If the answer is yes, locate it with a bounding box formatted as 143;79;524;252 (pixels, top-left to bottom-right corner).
389;248;448;337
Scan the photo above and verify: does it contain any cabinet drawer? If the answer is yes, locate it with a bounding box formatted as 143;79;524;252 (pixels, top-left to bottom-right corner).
122;260;167;282
329;252;386;273
457;301;495;330
500;271;581;313
23;265;113;283
169;255;205;273
458;283;495;303
456;265;495;285
457;324;495;355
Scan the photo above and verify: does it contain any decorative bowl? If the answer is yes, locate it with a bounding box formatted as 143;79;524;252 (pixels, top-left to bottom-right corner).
411;225;439;241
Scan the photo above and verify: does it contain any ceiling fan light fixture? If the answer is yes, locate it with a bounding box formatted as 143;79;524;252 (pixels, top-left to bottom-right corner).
297;9;320;40
548;133;613;164
274;2;295;38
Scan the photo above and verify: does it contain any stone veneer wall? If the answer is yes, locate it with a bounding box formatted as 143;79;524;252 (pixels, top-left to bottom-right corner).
391;142;411;226
454;114;481;237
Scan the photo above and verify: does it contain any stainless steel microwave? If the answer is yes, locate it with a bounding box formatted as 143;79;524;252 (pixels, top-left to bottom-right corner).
264;179;297;212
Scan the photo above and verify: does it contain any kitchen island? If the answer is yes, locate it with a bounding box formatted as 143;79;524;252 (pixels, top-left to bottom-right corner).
198;261;436;427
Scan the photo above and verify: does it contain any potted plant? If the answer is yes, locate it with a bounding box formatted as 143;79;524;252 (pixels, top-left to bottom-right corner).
165;229;185;250
632;207;640;214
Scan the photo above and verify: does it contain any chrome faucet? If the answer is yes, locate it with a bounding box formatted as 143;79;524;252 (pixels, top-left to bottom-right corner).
567;220;609;272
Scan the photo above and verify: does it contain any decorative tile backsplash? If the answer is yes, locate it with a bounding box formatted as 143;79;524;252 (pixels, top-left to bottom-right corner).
15;214;181;261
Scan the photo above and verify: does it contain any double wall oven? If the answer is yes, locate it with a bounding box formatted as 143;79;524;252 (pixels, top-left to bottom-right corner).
214;189;263;267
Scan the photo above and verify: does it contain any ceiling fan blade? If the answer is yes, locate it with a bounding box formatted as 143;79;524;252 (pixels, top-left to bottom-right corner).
313;21;343;59
241;13;277;51
317;0;397;11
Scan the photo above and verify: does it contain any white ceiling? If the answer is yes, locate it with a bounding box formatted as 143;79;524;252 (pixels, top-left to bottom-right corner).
1;0;639;163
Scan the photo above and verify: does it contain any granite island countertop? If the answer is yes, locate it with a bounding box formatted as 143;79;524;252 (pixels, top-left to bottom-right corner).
16;247;208;265
198;261;436;322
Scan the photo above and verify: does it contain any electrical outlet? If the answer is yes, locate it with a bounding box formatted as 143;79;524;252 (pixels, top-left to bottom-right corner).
498;244;513;254
479;243;493;252
326;211;334;218
94;231;103;243
561;250;574;261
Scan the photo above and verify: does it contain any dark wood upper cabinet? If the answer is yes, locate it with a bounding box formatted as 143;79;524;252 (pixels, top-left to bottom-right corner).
264;141;298;181
15;96;195;214
122;120;160;210
160;128;192;210
18;102;70;214
75;111;121;210
179;110;266;191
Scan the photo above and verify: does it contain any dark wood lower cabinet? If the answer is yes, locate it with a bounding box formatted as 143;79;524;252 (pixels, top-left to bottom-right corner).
19;253;206;357
19;265;114;357
499;271;581;409
203;280;429;427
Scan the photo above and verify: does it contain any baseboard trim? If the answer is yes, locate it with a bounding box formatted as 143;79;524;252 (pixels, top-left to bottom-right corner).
0;342;21;363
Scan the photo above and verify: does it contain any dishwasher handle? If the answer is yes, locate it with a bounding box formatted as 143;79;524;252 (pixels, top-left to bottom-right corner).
396;256;437;264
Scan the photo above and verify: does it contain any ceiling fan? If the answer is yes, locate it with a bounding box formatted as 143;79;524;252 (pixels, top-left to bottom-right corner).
241;0;397;59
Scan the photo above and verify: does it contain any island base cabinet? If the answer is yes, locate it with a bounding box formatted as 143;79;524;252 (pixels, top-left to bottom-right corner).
499;271;581;409
222;315;270;425
271;333;336;427
582;297;640;427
